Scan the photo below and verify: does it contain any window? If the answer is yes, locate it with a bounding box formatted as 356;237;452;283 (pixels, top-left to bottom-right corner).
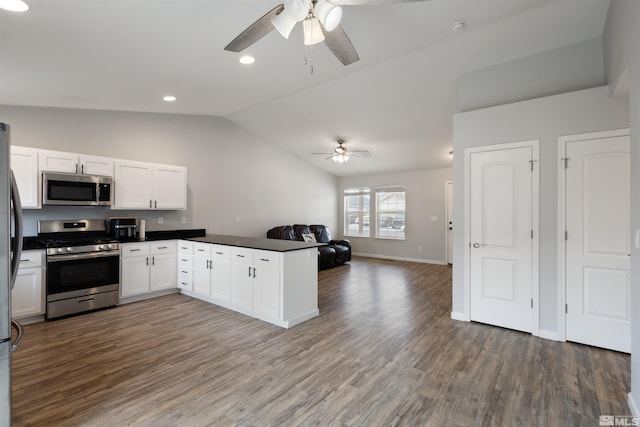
376;186;405;240
344;187;370;237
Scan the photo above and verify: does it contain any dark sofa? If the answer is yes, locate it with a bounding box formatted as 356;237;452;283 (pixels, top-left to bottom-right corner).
267;224;351;270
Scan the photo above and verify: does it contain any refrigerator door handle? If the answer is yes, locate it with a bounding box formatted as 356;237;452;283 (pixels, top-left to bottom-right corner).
10;319;24;352
9;169;23;290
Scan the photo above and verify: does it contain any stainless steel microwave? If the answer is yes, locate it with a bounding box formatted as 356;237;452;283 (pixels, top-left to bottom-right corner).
42;172;112;206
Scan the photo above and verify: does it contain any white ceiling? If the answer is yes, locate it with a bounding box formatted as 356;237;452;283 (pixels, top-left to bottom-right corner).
0;0;610;176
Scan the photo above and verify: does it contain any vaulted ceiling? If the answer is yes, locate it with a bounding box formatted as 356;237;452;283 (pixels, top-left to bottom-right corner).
0;0;610;176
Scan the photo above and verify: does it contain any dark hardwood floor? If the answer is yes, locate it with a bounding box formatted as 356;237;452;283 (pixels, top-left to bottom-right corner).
11;257;631;426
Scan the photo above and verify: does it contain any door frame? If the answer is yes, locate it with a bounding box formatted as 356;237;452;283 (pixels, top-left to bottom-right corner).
464;140;540;336
445;180;453;264
557;128;630;343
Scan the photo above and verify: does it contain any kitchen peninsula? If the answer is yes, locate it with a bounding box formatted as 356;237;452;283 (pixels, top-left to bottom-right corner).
177;234;321;328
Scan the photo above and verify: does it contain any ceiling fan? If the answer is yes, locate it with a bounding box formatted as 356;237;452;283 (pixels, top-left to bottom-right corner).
224;0;428;66
313;139;370;163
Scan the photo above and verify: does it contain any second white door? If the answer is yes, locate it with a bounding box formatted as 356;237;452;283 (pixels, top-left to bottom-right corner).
564;133;631;353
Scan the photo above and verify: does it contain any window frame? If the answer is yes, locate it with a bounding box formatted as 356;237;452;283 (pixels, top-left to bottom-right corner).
375;186;406;240
343;187;371;238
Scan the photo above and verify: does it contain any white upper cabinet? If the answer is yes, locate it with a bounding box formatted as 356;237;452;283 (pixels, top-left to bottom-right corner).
113;160;186;210
10;146;40;209
39;149;114;176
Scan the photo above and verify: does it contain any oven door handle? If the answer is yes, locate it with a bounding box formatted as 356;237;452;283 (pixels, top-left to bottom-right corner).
47;251;120;262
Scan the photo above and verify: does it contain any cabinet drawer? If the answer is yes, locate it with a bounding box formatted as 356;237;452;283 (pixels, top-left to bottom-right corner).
178;240;193;255
178;254;193;268
178;268;193;291
19;250;44;268
210;244;230;260
231;247;253;264
121;243;150;257
193;243;212;257
254;250;281;269
151;241;176;254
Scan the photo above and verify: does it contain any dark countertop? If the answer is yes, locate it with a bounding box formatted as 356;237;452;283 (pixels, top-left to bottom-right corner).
144;228;206;241
22;236;46;251
188;234;325;253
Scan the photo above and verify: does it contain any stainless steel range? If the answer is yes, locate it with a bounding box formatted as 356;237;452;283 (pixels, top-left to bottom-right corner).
38;219;120;320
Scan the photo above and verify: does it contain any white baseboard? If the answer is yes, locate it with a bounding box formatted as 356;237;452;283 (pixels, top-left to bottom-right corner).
629;392;639;417
538;329;562;342
352;252;447;265
450;312;466;321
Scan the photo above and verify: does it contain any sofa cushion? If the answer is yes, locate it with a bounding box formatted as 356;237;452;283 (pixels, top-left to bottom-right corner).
293;224;312;241
266;225;296;240
310;224;332;243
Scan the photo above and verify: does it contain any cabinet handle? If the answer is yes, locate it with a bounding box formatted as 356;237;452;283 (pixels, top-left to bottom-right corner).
180;282;187;286
248;266;251;277
197;249;205;252
181;258;188;262
158;246;168;250
260;258;269;262
253;267;256;278
215;252;223;255
181;270;188;274
131;248;141;252
20;259;30;262
146;257;149;266
81;164;84;174
237;254;245;258
152;256;155;265
75;163;78;174
149;200;153;208
181;247;188;250
155;200;157;208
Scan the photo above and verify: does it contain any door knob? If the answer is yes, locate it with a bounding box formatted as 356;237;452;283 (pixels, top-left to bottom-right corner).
472;242;481;248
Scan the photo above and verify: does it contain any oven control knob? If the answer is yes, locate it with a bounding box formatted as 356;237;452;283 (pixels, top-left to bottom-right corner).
66;247;73;253
107;244;114;250
57;248;65;254
99;244;105;251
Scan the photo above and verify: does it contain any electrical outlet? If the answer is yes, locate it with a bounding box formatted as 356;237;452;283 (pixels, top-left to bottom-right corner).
158;217;163;225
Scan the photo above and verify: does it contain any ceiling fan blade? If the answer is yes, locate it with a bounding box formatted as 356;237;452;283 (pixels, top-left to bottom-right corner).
224;4;284;52
322;25;360;66
329;0;428;4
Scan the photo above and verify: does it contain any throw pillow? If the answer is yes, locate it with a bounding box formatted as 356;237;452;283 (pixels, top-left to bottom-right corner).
301;233;317;243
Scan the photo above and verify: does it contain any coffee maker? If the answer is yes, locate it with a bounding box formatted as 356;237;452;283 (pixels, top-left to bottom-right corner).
108;217;138;241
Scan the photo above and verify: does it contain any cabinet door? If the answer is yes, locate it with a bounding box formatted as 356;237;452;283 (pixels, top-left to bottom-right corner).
38;150;78;173
193;254;212;297
150;252;177;291
80;155;114;177
120;256;150;297
154;165;187;210
211;246;231;303
113;161;153;209
10;146;40;208
12;267;44;318
230;263;253;312
252;252;281;320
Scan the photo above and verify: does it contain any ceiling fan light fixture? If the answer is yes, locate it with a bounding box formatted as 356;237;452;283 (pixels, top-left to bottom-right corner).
333;153;350;163
285;0;309;22
272;11;297;39
303;17;325;45
315;0;342;32
0;0;28;12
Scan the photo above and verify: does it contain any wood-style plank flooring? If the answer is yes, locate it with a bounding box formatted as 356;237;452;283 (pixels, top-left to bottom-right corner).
11;257;631;426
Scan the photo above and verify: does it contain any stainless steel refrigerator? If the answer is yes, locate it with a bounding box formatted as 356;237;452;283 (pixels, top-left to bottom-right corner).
1;122;24;426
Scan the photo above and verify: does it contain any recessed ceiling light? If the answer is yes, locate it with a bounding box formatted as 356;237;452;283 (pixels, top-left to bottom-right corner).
0;0;29;12
239;55;255;65
163;95;177;102
450;20;466;32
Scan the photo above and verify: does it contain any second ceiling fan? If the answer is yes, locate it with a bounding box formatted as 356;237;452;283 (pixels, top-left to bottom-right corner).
224;0;428;66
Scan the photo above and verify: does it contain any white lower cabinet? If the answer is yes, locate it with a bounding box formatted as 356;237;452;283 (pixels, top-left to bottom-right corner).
120;241;177;298
192;243;231;303
230;248;281;320
12;250;45;318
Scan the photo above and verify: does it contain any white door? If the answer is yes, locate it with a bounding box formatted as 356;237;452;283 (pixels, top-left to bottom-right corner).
446;181;454;264
565;135;630;353
469;146;534;333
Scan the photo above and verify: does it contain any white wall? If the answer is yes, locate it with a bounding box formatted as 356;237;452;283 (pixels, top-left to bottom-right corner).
604;0;640;416
458;38;605;113
339;168;452;263
452;86;629;333
0;106;338;237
